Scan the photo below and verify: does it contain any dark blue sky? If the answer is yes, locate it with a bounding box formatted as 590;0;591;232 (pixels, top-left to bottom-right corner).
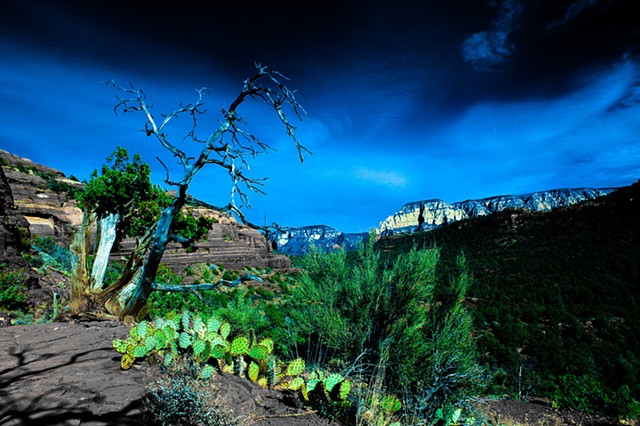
1;0;638;232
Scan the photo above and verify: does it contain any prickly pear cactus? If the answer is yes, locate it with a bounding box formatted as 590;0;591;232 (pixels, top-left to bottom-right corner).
113;309;352;407
323;373;344;394
247;344;270;360
248;361;260;382
286;358;305;376
230;336;249;357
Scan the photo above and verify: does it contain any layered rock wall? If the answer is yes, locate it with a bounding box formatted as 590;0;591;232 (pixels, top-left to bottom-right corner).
0;149;290;271
0;166;31;269
378;188;616;235
269;225;368;255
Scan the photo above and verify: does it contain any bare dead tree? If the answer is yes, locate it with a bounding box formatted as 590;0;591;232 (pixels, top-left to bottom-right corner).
78;63;308;319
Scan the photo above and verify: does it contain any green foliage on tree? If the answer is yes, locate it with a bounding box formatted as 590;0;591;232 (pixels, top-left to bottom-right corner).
78;147;214;250
78;146;160;241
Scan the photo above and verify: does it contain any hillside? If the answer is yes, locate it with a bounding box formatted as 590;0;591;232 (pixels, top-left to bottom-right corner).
271;187;616;255
0;149;290;272
377;180;640;411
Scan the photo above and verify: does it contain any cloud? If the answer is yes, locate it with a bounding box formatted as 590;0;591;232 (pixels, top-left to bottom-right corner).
354;167;408;188
418;58;640;197
545;0;601;30
461;0;525;69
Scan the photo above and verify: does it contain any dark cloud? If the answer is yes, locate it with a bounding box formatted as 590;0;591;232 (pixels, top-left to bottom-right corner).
545;0;601;30
1;0;639;231
461;0;525;69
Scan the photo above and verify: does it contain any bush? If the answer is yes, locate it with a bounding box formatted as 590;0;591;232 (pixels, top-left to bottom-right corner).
282;233;487;422
142;359;241;426
31;236;72;272
0;266;28;311
541;374;640;419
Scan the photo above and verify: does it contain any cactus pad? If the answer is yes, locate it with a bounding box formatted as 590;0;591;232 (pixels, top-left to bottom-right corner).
113;339;128;354
205;331;220;342
178;331;192;349
285;358;305;376
248;361;260;382
121;353;134;369
247;344;269;360
323;373;343;393
136;321;149;338
181;310;191;330
133;345;148;358
207;317;222;333
199;364;216;380
289;376;305;391
192;339;207;358
339;379;351;400
154;329;168;350
306;379;320;393
211;344;226;359
309;370;323;381
193;315;205;334
230;336;249;357
220;322;231;340
163;352;173;367
259;338;274;354
144;336;157;352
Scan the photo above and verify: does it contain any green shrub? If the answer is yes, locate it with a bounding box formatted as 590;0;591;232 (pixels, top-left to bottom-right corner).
213;290;271;338
142;359;241;426
282;232;487;422
0;266;28;311
541;374;640;419
31;236;72;272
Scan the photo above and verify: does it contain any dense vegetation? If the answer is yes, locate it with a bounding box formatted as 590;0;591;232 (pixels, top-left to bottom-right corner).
115;235;487;424
5;143;639;421
377;180;640;418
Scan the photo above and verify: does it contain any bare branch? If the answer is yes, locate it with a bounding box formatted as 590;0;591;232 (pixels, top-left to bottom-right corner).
151;273;263;293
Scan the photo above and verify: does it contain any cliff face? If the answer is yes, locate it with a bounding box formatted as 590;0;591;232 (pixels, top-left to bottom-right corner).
112;208;291;272
0;149;83;246
0;165;31;269
269;225;369;255
378;187;617;236
0;149;290;271
273;187;617;255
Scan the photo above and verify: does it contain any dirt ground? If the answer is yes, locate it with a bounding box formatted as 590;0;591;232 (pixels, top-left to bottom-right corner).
477;398;625;426
0;319;629;426
0;320;331;426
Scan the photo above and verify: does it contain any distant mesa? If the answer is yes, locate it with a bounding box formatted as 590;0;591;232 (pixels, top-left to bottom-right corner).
0;148;621;261
268;225;368;256
271;187;618;255
378;187;617;236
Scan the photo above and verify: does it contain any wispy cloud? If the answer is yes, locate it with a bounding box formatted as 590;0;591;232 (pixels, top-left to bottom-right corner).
461;0;525;69
355;167;408;188
545;0;601;30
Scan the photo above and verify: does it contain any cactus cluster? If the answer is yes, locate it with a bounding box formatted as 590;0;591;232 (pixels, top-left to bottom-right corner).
113;310;352;403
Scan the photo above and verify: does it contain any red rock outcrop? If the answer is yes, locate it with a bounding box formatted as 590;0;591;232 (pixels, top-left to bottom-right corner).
0;149;290;271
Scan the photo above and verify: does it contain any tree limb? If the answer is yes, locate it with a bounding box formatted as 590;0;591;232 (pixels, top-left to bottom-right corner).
151;274;263;293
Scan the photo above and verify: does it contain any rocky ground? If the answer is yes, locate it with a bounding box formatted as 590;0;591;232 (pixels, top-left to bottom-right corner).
0;320;331;426
0;320;629;426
